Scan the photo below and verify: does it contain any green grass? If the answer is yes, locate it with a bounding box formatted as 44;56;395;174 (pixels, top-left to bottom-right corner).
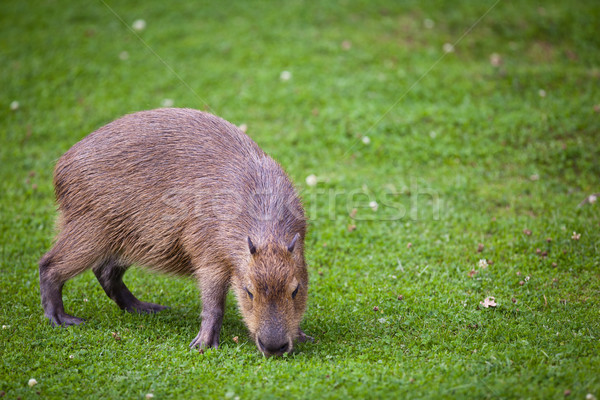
1;0;600;398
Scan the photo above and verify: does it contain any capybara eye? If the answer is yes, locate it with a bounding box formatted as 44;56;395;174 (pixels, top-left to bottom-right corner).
245;287;254;300
292;284;299;299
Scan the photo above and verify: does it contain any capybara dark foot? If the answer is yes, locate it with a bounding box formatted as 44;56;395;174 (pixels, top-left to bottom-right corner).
46;312;85;327
297;328;314;343
124;300;169;314
189;326;220;350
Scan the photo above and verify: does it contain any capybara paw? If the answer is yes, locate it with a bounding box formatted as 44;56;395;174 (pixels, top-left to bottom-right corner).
297;329;314;343
47;313;85;327
125;301;169;314
189;330;219;351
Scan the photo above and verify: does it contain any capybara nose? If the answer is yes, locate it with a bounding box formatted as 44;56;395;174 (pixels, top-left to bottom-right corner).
258;337;290;355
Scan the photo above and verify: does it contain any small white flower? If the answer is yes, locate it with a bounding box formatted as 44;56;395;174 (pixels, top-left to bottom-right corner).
10;101;19;111
161;98;174;107
119;51;129;60
478;259;488;269
525;276;530;282
305;174;317;187
362;136;371;145
83;298;88;302
489;53;502;67
443;43;455;53
571;231;581;240
145;394;154;399
538;89;546;97
423;18;435;29
69;355;74;359
28;378;38;387
369;201;378;211
480;296;497;308
589;194;597;204
586;394;596;400
238;123;248;133
132;19;146;31
280;70;292;81
2;325;9;329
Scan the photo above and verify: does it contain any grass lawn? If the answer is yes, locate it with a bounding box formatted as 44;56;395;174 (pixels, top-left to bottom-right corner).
1;0;599;398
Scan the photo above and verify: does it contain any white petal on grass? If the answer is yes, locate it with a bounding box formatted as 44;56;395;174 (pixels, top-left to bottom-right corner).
132;19;146;31
10;101;19;111
161;98;174;107
280;71;292;81
305;174;317;187
423;18;435;29
489;53;502;67
478;259;488;269
362;136;371;145
369;201;378;211
28;378;38;387
443;43;455;53
480;297;497;308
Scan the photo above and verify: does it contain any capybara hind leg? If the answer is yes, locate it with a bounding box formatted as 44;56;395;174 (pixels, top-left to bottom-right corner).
39;252;85;326
93;259;168;314
190;271;228;350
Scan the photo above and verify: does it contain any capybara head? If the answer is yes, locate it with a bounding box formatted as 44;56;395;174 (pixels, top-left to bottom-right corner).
232;234;308;356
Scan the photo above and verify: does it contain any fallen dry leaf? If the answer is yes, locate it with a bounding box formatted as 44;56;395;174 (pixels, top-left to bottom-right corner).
468;269;478;277
477;243;484;252
349;208;357;219
347;224;356;232
233;336;239;344
480;297;497;308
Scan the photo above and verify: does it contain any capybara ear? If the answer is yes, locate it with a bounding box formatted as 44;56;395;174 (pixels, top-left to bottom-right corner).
287;233;299;253
248;236;257;255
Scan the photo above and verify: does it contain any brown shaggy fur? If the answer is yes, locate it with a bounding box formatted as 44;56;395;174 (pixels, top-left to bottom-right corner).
39;108;311;356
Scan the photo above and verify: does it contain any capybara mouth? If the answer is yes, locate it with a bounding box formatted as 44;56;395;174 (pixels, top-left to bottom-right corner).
256;337;293;357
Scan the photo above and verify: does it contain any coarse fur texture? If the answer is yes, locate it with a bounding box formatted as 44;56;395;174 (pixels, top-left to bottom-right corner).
39;108;311;356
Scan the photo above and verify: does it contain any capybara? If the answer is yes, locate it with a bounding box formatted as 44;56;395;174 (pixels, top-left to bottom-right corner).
39;108;312;356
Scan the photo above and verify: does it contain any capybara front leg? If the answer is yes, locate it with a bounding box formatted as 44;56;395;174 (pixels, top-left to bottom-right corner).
189;273;228;350
93;258;168;314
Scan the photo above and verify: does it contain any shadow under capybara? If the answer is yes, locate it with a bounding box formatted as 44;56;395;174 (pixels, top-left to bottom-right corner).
39;108;312;356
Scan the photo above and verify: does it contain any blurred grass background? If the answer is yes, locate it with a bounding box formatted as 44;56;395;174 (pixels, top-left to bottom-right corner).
1;0;599;398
